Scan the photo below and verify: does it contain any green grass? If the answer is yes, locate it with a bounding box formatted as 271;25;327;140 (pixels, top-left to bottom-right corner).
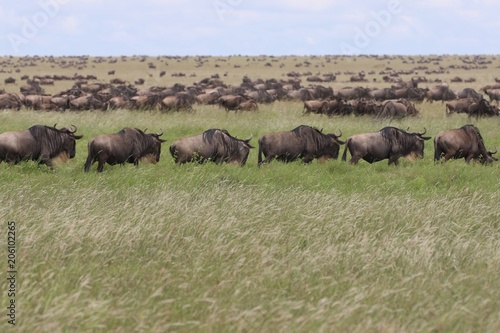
1;58;500;332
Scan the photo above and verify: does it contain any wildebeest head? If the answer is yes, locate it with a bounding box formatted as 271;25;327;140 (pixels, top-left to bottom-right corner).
144;129;167;163
40;124;83;158
226;131;254;165
381;127;431;160
323;129;345;159
407;128;432;158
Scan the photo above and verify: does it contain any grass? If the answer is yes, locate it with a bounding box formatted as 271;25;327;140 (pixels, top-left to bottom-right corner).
1;56;500;332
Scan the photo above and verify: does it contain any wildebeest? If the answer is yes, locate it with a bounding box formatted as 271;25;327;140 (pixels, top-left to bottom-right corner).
434;125;497;163
235;100;258;111
84;128;166;172
445;98;476;116
257;125;344;165
169;129;253;165
467;99;500;117
425;84;457;102
303;100;328;114
342;127;431;165
377;99;418;118
484;89;500;103
217;95;248;111
0;124;83;169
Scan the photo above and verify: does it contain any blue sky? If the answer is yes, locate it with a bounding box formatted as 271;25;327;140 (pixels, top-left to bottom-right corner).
1;0;499;56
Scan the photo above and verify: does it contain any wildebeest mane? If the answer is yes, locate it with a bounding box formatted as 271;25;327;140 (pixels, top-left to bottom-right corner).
28;125;69;158
461;124;482;141
202;129;251;161
461;124;488;152
291;125;333;153
290;125;322;136
118;128;158;154
380;126;420;154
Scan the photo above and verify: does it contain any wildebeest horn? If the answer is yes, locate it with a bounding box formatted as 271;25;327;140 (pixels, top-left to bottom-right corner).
337;129;342;137
69;125;77;133
420;127;427;135
490;146;498;155
53;123;58;129
157;128;164;136
143;128;148;133
244;134;253;141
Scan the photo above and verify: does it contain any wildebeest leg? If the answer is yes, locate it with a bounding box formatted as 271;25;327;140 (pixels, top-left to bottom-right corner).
302;155;314;163
40;156;55;170
260;155;276;165
465;154;474;163
96;158;106;172
388;155;400;166
348;155;362;164
84;154;95;172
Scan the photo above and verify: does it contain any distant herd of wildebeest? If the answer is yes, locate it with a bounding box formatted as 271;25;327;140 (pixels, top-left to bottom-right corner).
1;71;500;118
0;55;499;171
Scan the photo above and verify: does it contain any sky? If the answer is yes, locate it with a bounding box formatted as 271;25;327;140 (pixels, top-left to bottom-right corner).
1;0;500;56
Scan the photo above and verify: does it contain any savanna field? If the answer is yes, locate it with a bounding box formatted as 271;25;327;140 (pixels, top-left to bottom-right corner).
1;55;500;332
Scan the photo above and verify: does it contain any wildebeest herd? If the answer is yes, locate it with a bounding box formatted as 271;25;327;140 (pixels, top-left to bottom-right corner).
0;124;496;172
1;69;500;118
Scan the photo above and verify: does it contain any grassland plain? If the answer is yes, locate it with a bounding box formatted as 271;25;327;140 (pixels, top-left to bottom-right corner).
1;56;500;332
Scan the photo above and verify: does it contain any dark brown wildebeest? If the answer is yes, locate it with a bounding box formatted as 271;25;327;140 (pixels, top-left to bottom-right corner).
434;125;497;163
217;94;248;111
257;125;344;165
342;127;431;165
445;98;476;116
467;99;500;117
0;124;83;169
456;88;482;101
4;77;15;84
84;128;166;172
169;129;253;165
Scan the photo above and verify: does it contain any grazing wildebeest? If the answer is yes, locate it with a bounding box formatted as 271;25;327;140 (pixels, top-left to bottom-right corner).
84;128;166;172
445;98;476;116
169;129;253;165
257;125;344;165
377;99;418;118
0;124;83;169
467;98;500;117
434;125;497;164
342;127;431;165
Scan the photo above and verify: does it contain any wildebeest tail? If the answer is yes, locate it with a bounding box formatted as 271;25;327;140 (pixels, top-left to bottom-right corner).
169;143;178;162
341;138;350;162
84;141;96;172
257;140;263;165
433;138;442;162
84;141;94;172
